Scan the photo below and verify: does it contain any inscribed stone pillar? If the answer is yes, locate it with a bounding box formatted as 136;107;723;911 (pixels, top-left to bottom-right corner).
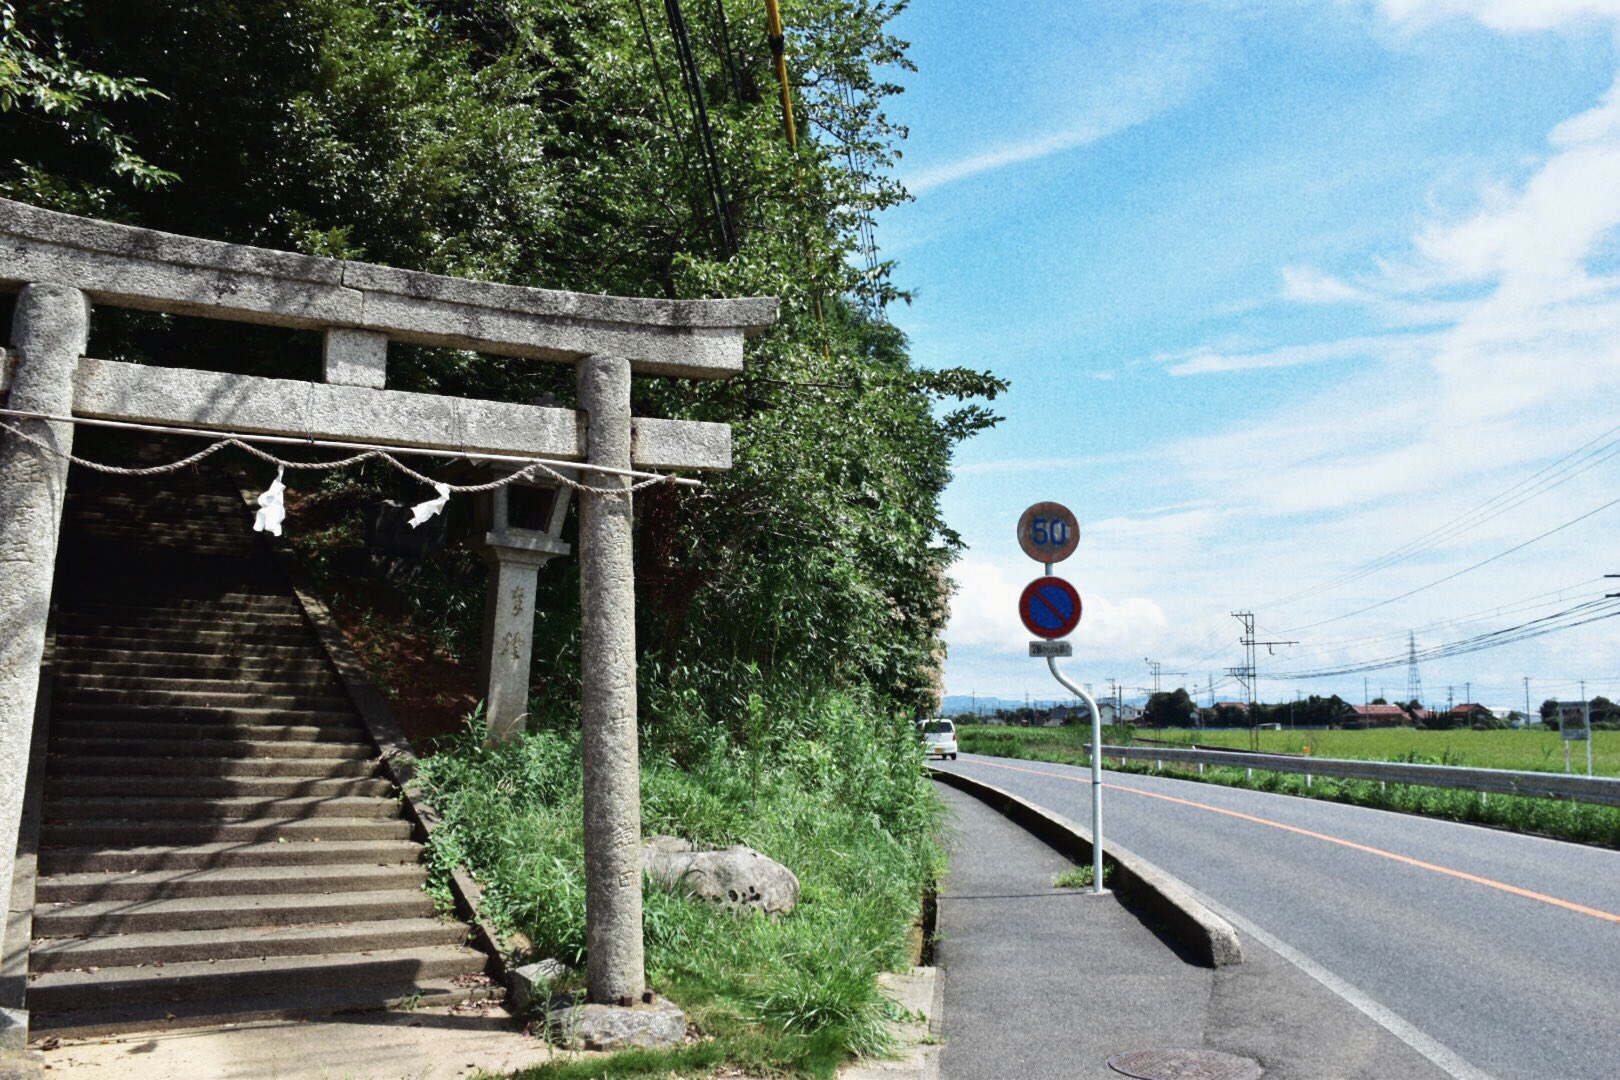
576;353;645;1005
480;535;562;744
0;285;90;1036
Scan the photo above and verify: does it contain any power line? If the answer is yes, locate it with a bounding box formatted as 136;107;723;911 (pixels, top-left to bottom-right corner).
1279;577;1610;656
1265;421;1620;611
1278;492;1620;634
1269;598;1620;679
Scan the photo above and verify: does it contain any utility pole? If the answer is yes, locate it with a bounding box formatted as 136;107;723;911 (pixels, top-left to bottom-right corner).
1227;612;1296;750
1406;632;1423;707
1447;685;1454;713
1464;681;1471;707
1523;676;1531;726
1363;677;1369;707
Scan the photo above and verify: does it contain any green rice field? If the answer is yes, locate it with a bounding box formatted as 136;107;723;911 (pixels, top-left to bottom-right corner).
954;723;1620;847
1142;726;1620;777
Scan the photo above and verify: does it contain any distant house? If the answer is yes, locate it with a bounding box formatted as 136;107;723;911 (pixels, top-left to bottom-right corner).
1449;703;1494;725
1097;701;1142;725
1346;703;1409;729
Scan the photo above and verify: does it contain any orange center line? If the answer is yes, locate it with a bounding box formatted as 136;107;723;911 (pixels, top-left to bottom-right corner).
969;758;1620;927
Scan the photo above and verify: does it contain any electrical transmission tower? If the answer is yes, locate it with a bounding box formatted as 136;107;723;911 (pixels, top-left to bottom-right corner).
1405;631;1423;707
1227;612;1297;750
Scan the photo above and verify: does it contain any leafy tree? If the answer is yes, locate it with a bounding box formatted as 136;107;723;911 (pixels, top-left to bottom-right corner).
1143;688;1197;728
0;0;1005;744
1541;698;1560;728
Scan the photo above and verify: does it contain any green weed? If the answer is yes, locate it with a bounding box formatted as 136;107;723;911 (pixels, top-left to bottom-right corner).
417;691;942;1078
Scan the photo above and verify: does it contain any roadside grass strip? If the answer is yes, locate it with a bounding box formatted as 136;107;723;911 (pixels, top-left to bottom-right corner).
960;726;1620;847
417;701;942;1079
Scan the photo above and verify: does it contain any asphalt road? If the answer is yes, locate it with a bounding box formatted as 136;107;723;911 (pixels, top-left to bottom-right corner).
934;753;1620;1080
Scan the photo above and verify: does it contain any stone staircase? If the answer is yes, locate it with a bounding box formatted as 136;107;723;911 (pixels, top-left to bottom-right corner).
26;464;493;1038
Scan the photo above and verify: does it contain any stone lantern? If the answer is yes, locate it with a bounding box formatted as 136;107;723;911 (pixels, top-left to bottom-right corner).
478;475;572;743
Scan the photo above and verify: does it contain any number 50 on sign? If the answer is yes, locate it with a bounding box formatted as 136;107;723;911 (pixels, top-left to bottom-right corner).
1017;501;1079;564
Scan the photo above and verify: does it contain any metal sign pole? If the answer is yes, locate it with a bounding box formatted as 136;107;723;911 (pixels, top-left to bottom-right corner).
1586;699;1595;777
1045;655;1105;894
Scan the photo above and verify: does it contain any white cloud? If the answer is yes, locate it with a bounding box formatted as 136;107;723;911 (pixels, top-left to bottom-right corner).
944;556;1171;659
1377;0;1620;32
908;123;1125;194
1160;333;1435;376
905;42;1208;193
1280;265;1370;304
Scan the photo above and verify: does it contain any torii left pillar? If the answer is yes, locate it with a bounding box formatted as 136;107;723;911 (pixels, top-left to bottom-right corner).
0;284;90;1046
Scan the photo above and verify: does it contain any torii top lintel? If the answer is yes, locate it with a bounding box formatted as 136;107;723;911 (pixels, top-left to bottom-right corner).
0;198;777;379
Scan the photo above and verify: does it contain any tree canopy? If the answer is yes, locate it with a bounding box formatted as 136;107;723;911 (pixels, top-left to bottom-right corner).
0;0;1005;742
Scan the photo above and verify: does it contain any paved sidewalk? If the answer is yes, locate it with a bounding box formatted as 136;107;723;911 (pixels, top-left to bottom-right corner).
934;785;1452;1080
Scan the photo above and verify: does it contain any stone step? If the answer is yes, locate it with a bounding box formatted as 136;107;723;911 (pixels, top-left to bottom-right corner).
33;888;435;937
41;817;414;847
53;674;348;697
52;703;359;726
47;754;379;780
28;974;499;1039
39;839;420;875
64;594;301;614
36;863;426;903
28;916;464;971
45;774;394;800
55;623;312;644
26;944;483;1013
54;687;353;710
47;657;336;679
56;611;308;631
44;794;403;823
51;720;368;745
54;635;326;660
47;736;374;761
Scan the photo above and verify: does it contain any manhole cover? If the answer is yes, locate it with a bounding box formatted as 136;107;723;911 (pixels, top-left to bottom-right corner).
1107;1048;1263;1080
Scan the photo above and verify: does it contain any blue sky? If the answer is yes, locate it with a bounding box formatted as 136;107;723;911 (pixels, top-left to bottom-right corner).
876;1;1620;709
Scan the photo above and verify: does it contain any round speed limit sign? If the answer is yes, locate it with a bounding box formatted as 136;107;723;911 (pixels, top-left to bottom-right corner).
1017;501;1079;564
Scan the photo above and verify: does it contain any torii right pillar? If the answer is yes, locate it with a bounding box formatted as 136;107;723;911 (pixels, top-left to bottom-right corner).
575;353;644;1005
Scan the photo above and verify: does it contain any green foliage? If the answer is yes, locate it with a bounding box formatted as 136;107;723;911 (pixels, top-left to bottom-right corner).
1143;688;1197;728
0;0;1004;724
0;0;176;208
416;692;940;1076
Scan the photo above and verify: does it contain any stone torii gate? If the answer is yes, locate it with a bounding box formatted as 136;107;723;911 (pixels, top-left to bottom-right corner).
0;198;775;1029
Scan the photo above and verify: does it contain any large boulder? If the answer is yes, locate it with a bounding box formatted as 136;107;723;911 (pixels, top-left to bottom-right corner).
641;836;800;916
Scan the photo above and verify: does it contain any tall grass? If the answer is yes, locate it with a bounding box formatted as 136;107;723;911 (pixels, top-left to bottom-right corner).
416;691;941;1078
958;725;1620;847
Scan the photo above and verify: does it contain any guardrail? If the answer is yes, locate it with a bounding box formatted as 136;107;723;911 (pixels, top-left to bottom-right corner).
1095;744;1620;809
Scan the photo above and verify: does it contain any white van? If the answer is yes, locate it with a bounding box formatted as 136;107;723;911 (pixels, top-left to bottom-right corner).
920;718;958;760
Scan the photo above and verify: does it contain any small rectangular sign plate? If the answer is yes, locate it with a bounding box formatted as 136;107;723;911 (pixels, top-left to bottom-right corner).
1029;640;1073;658
1557;702;1590;740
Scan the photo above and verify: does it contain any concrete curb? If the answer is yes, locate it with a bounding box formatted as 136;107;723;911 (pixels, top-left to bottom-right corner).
929;768;1243;967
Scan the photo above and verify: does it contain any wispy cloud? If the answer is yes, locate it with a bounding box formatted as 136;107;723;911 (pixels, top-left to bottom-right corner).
1378;0;1620;32
906;47;1209;194
908;116;1142;193
1158;333;1437;376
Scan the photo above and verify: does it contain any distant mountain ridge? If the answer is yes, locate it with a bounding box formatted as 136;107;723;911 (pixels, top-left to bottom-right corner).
940;694;1074;716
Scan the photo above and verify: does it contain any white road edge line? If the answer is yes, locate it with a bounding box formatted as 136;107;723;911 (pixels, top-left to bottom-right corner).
1178;881;1497;1080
